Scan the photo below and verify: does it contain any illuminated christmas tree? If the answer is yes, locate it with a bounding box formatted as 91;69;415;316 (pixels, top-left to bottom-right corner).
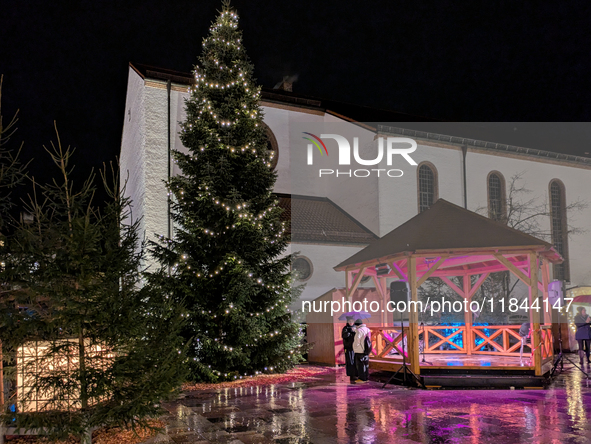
149;1;305;382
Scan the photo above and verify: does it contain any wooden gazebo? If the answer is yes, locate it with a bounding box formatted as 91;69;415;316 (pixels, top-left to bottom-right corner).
334;199;562;382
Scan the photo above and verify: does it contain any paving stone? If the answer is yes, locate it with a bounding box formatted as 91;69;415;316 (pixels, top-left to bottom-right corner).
142;365;591;443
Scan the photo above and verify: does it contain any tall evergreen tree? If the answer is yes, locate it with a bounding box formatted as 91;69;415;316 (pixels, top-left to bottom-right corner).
0;129;187;442
149;1;305;382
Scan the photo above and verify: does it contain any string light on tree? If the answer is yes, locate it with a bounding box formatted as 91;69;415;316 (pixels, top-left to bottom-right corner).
149;0;307;383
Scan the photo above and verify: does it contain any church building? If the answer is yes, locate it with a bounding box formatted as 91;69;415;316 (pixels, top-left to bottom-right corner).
120;62;591;305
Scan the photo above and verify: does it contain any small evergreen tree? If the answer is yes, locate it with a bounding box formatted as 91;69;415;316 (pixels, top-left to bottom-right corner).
0;128;187;442
149;1;305;382
0;74;28;228
0;75;29;419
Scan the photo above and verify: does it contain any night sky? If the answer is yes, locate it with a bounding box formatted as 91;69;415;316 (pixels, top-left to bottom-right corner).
2;1;591;186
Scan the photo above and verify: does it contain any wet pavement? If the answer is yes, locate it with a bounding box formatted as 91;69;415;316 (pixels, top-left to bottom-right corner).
150;363;591;443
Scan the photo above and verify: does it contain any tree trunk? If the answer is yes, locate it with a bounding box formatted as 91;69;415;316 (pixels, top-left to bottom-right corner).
78;331;91;443
80;428;92;444
78;331;88;409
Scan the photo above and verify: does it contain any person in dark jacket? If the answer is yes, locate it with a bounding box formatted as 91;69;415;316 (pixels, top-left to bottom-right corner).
574;306;591;365
341;316;357;383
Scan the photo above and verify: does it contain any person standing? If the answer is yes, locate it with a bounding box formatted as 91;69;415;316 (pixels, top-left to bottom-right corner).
341;316;357;384
518;322;530;364
353;319;371;383
575;306;591;366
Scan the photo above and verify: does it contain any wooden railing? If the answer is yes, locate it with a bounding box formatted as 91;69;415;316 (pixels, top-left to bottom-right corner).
369;327;408;363
419;325;466;353
540;325;554;362
369;326;468;362
369;324;553;360
471;325;526;356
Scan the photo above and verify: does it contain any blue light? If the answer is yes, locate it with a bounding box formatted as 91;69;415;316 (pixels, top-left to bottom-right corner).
437;323;491;350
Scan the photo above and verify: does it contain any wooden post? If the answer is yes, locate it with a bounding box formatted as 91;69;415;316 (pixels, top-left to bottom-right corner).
371;275;388;326
416;256;447;287
346;267;366;301
408;256;420;374
529;253;542;376
345;271;351;300
494;254;531;287
440;276;465;298
463;275;472;355
468;273;490;298
541;260;551;325
390;260;408;281
380;276;388;327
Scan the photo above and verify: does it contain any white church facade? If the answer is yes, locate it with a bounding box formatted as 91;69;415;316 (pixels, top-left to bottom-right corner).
120;62;591;305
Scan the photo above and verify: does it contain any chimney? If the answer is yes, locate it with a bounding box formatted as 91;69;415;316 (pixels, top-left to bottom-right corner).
273;75;298;92
20;212;34;224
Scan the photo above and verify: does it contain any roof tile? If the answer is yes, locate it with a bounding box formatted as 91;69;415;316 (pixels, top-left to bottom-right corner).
277;194;377;244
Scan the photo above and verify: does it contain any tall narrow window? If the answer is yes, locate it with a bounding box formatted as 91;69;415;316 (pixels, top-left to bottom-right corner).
417;163;437;212
550;180;569;281
487;172;506;221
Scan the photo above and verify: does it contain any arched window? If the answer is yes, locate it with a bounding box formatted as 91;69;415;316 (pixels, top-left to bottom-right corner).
487;172;506;221
549;180;569;281
417;163;438;212
262;123;279;170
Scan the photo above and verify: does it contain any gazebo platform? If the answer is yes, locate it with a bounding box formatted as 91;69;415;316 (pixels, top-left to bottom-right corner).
331;199;563;388
370;353;552;389
374;353;535;370
365;322;555;388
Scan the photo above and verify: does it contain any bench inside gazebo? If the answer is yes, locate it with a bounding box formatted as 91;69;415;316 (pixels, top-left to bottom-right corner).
334;199;561;386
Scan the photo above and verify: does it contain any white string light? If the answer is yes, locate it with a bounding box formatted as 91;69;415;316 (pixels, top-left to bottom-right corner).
155;5;305;381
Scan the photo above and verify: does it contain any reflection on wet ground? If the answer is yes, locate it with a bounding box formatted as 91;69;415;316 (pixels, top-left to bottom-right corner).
153;363;591;443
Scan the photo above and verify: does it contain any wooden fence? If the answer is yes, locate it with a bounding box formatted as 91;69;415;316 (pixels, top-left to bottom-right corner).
369;324;554;364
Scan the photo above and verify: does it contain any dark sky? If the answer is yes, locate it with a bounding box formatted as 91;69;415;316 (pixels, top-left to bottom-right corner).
2;1;591;185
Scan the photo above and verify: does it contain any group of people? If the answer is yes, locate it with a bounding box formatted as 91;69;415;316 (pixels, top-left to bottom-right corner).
341;317;372;384
575;306;591;366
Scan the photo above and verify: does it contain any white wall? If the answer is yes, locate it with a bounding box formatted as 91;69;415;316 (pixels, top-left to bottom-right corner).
373;141;591;286
286;242;368;304
121;71;591;289
120;69;146;238
376;143;465;236
464;150;591;285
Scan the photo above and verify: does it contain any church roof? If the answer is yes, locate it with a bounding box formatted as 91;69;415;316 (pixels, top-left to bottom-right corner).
276;194;377;245
129;62;591;162
130;62;194;85
335;199;562;270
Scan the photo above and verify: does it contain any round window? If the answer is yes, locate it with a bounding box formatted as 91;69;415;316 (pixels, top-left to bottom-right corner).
292;257;313;281
263;124;279;170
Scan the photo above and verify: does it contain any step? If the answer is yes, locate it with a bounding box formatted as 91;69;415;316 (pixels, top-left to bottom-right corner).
421;374;546;389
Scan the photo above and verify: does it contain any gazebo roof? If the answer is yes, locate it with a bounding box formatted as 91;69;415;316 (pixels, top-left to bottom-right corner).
335;199;562;271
